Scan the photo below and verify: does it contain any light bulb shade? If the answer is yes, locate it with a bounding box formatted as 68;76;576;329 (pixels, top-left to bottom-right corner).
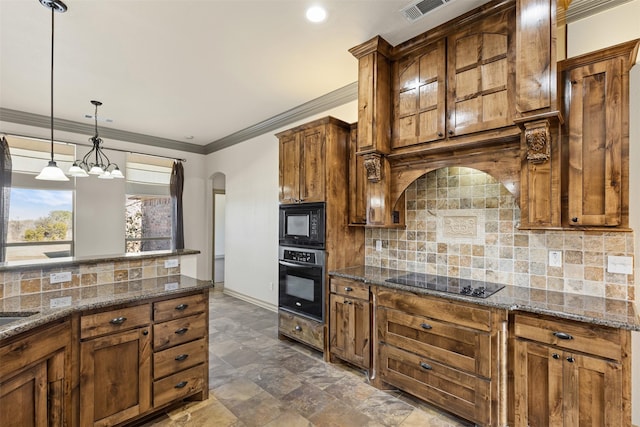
98;171;113;179
88;165;104;175
68;163;88;177
36;161;69;181
110;168;124;179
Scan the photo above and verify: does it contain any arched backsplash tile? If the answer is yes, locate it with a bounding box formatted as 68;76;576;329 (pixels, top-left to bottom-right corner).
365;166;635;300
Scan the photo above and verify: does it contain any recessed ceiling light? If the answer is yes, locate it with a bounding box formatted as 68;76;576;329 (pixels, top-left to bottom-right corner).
306;5;327;23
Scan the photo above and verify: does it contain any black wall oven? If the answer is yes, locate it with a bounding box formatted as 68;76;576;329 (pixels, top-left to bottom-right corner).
278;246;324;322
279;202;325;248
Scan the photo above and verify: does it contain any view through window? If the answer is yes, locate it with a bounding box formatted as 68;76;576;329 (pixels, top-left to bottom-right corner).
7;188;73;261
125;153;173;253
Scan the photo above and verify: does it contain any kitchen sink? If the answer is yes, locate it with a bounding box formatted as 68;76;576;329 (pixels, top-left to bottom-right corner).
0;313;39;327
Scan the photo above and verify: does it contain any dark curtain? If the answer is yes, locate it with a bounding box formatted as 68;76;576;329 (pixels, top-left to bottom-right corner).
0;136;11;262
170;160;184;250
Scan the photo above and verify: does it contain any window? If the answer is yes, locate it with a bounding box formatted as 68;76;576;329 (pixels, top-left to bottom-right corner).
6;135;75;261
125;153;173;253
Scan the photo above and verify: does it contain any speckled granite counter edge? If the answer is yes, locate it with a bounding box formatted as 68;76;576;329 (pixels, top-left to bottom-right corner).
330;267;640;332
0;249;200;272
0;275;212;341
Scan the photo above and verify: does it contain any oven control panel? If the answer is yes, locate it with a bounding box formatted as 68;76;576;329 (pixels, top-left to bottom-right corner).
283;249;315;264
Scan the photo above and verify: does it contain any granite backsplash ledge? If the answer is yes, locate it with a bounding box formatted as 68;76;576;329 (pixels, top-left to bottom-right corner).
365;167;635;301
0;251;199;309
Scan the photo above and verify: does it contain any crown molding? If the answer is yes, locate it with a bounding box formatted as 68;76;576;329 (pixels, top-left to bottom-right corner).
0;107;207;155
203;81;358;154
0;81;358;156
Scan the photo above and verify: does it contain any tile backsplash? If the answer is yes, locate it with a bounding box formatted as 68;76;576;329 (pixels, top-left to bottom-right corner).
0;256;181;311
365;167;635;301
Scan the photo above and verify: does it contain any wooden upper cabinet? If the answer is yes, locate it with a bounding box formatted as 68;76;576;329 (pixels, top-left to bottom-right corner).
348;123;367;225
560;39;639;228
278;125;325;204
447;6;515;137
392;39;446;149
349;36;392;154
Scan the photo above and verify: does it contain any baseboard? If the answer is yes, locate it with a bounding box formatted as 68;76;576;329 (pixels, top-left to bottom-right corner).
222;288;278;313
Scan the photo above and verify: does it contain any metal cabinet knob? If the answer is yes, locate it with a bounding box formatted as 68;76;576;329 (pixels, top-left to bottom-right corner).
109;317;127;325
175;354;189;361
174;381;188;389
175;327;189;335
552;353;560;359
420;323;432;330
419;362;432;370
566;356;575;363
344;287;353;292
294;325;302;332
175;303;189;311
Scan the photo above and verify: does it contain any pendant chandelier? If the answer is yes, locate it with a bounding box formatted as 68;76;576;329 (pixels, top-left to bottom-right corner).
35;0;69;181
68;100;124;179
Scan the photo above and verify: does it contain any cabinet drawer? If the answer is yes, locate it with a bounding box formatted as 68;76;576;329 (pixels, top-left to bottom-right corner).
378;307;491;378
154;339;206;380
154;293;206;323
330;278;369;300
153;364;206;408
81;304;151;339
513;313;622;361
278;311;323;351
376;288;492;332
153;312;207;351
380;343;491;426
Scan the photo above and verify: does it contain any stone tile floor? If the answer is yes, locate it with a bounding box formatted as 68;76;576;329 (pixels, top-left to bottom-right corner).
140;286;472;427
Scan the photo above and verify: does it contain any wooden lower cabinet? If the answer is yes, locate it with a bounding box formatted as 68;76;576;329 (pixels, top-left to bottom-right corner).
278;311;324;351
512;313;630;427
0;320;70;427
328;278;370;369
375;287;507;426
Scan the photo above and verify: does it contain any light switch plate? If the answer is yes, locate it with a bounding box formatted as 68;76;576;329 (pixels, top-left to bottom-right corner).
607;256;633;274
375;240;382;252
548;250;562;267
50;271;72;284
164;259;179;268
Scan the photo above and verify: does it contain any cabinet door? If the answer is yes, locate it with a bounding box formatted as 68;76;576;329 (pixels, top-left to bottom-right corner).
348;125;367;224
80;327;152;426
279;133;301;203
299;126;325;203
350;297;371;369
567;59;622;226
513;339;563;427
393;39;446;149
0;361;48;427
447;8;514;137
329;294;349;360
563;352;623;427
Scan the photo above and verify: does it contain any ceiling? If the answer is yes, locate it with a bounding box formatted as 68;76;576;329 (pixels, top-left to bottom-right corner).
0;0;628;154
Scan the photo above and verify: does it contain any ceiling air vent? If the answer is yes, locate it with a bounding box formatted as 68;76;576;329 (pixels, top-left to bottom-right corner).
400;0;453;23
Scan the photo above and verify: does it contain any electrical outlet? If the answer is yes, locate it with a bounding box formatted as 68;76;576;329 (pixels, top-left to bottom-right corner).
164;282;179;291
548;250;562;267
50;271;72;284
375;240;383;252
607;256;633;274
50;296;72;308
164;259;179;268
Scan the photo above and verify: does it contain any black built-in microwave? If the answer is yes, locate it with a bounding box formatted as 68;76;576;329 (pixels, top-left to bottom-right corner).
279;202;325;248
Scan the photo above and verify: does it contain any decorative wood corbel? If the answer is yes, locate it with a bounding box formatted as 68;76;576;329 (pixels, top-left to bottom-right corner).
363;153;383;183
524;120;551;163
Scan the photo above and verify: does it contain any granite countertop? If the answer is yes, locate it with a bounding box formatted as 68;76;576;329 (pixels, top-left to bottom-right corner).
0;249;200;273
330;265;640;332
0;275;212;341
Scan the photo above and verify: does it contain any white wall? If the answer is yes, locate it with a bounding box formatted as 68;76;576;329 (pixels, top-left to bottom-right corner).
0;121;209;279
205;101;357;308
568;2;640;424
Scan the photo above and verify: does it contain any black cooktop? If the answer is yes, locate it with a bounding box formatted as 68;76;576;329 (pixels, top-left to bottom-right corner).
385;272;505;298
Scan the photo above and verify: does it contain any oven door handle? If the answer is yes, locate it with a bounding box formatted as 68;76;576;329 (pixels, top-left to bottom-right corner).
278;260;310;268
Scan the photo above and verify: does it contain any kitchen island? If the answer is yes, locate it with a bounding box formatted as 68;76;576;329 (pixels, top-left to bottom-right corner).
0;250;210;427
329;265;640;426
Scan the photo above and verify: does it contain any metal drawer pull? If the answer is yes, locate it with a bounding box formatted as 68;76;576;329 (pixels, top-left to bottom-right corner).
419;362;432;371
344;287;353;292
109;317;127;325
343;300;353;305
553;331;574;340
552;353;560;359
175;327;189;335
420;323;432;330
175;303;189;311
566;356;575;363
294;325;302;332
174;381;188;389
175;354;189;361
